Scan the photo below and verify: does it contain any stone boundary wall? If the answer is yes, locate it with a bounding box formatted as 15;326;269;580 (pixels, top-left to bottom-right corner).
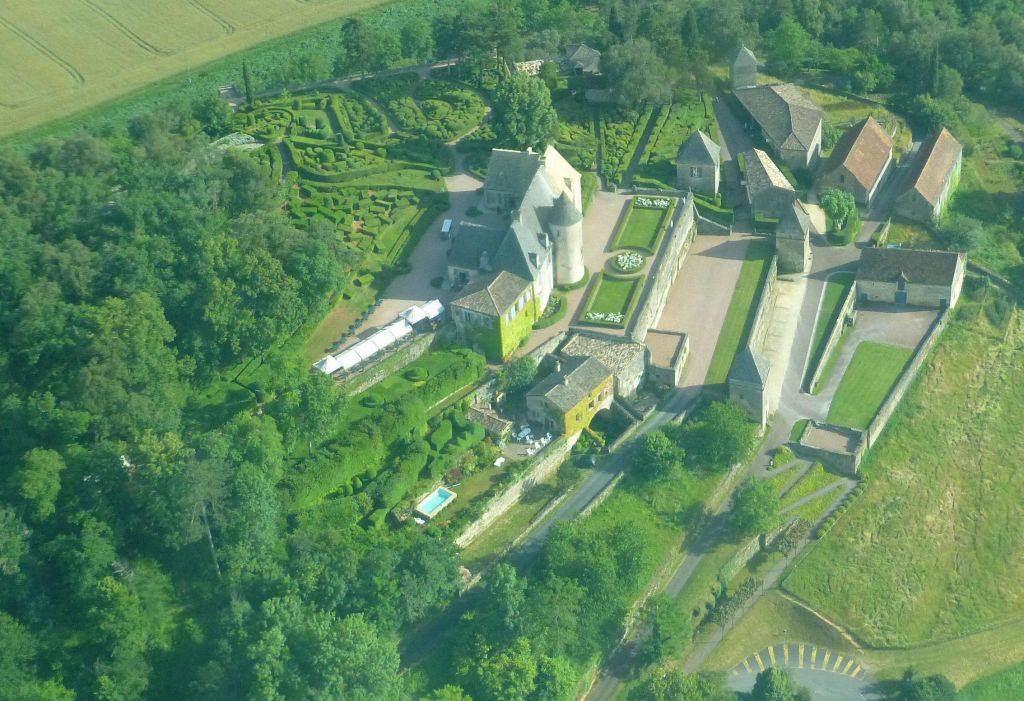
628;193;697;343
967;261;1016;293
748;255;779;353
336;332;434;395
454;431;579;548
864;308;950;448
804;284;857;392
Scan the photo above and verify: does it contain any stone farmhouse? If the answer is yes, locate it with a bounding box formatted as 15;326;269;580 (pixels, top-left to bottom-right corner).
856;247;965;309
818;116;893;207
564;43;602;75
559;332;647;398
526;356;614;436
745;148;796;219
734;83;824;169
676;130;721;196
449;145;585;360
894;127;963;224
731;46;758;89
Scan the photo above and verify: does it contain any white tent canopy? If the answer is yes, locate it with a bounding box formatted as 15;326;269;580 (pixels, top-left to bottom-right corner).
311;305;438;375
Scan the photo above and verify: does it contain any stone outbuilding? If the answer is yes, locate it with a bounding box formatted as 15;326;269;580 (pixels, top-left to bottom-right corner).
526;356;614;436
734;83;823;169
894;128;963;224
676;130;721;196
745;148;796;219
559;332;647;398
856;247;965;309
817;116;893;207
775;201;812;274
731;46;758;89
728;345;770;427
565;43;602;75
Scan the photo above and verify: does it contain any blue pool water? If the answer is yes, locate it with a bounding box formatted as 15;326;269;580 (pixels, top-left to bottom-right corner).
418;488;454;516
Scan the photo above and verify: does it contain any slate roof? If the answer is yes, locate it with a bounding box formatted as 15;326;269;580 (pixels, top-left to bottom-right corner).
559;333;645;378
900;128;962;207
729;345;769;386
451;270;531;316
527;356;612;412
566;43;602;74
823;117;892;190
745;148;794;197
551;191;583;227
484;149;543;195
733;46;758;70
447;224;505;270
858;248;962;287
776;200;810;240
677;130;721;166
734;84;823;153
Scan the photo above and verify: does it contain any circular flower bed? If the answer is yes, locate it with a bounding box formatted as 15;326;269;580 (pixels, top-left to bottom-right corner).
610;250;645;273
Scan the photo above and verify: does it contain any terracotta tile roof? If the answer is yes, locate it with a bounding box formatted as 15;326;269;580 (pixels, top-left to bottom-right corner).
858;247;962;286
823;116;893;191
900;128;962;207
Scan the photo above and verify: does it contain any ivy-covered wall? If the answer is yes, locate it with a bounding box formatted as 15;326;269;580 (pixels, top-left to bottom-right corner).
561;375;614;436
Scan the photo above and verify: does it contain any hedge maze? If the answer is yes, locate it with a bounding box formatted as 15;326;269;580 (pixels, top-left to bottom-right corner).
351;74;487;142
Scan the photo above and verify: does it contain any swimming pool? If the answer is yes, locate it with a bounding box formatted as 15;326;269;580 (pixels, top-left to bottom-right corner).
415;487;457;519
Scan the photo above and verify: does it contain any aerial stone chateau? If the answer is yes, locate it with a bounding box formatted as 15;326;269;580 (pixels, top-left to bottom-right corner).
449;145;585;360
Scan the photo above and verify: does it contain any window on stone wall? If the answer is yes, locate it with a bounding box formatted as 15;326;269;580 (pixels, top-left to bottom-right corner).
690;167;702;178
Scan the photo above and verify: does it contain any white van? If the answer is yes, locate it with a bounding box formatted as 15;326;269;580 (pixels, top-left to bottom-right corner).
440;218;454;239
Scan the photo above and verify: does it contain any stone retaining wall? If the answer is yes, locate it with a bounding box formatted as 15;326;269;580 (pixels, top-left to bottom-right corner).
628;194;697;343
804;283;857;392
336;332;434;395
454;431;579;548
748;255;779;353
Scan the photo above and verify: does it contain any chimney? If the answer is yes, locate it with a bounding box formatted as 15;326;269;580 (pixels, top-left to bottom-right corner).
554;359;562;374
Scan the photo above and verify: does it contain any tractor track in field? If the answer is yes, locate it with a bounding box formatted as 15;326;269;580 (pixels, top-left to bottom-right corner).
79;0;169;56
0;15;85;88
184;0;235;35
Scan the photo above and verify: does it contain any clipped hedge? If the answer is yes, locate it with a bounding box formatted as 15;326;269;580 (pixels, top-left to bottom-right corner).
430;419;454;451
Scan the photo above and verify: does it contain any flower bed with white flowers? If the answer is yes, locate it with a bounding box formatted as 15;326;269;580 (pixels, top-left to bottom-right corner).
579;273;641;329
610;250;646;274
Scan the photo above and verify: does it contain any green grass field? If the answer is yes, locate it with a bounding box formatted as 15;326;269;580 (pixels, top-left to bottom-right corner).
805;272;855;384
0;0;397;140
956;663;1024;700
826;342;913;429
612;204;669;253
705;238;774;385
785;308;1024;648
581;273;641;328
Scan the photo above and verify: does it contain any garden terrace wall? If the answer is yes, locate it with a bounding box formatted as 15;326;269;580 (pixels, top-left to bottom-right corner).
454;432;579;549
628;194;697;343
803;284;858;393
864;308;950;448
747;255;779;354
336;332;434;395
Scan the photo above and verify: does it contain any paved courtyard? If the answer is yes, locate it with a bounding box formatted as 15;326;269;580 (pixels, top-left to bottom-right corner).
728;644;883;700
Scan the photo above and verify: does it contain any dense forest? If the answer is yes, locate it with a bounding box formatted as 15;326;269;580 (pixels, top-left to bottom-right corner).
1;0;1022;699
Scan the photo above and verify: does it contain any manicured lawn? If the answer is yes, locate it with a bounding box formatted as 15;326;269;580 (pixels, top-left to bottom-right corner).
780;463;842;509
805;272;855;384
826;341;912;429
705;238;775;385
785;307;1024;648
581;273;642;328
789;418;809;442
612;203;671;253
884;217;939;248
762;463;804;496
957;663;1024;700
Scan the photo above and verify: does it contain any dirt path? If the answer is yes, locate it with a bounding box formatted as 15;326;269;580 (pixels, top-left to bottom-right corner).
622;105;662;187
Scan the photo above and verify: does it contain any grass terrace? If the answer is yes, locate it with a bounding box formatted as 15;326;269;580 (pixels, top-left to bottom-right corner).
785;305;1024;649
779;463;842;509
826;341;912;429
805;272;856;385
611;197;674;253
580;273;642;329
705;239;775;385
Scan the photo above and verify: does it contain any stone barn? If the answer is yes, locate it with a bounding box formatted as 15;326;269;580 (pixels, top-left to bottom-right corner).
894;128;963;224
817;116;893;207
734;83;823;169
676;130;721;196
745;148;796;220
856;248;965;309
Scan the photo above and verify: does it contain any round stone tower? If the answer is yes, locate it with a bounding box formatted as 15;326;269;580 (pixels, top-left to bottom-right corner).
549;191;585;286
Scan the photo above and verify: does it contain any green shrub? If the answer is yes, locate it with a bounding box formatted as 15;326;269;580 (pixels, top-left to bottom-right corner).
361;394;381;408
430;419;454;451
405;366;428;382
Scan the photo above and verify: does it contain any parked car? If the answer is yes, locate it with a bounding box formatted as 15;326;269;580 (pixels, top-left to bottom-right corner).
440;218;453;239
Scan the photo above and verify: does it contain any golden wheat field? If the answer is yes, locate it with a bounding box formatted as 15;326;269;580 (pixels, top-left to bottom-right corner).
0;0;392;139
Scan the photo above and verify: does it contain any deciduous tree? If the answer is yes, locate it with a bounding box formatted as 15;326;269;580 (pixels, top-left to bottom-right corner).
492;74;559;150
